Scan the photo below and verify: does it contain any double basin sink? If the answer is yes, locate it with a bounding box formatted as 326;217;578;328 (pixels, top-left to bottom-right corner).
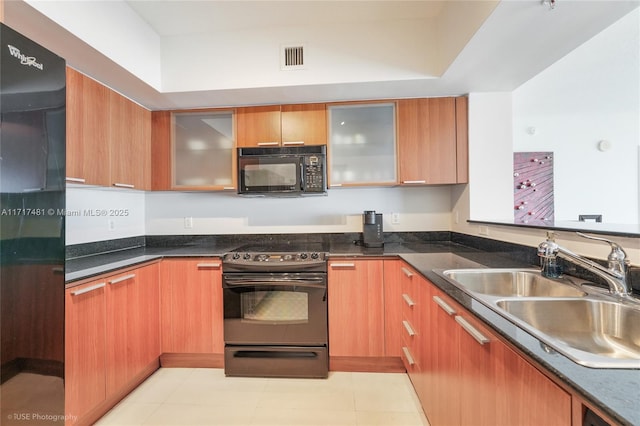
439;268;640;369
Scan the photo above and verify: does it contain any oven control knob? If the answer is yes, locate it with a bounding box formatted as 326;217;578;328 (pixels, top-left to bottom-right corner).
243;253;251;260
311;252;319;259
232;253;240;260
300;253;308;260
257;254;269;262
282;254;293;261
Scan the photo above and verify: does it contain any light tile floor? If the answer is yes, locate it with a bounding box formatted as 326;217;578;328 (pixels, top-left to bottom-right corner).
96;368;430;426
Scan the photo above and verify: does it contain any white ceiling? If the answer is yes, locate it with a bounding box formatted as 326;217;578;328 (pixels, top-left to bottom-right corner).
4;0;639;110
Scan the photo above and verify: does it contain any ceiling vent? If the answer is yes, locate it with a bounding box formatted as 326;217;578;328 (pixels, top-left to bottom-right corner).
281;44;305;70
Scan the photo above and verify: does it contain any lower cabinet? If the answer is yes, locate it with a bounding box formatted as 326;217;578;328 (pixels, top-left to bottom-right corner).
159;258;224;354
65;262;160;426
328;259;386;357
396;261;572;426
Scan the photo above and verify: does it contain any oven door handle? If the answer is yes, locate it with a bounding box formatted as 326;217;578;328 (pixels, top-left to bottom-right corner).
223;276;326;289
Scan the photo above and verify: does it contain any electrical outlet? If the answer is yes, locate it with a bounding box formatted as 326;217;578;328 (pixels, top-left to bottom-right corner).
391;213;400;224
479;225;489;236
454;210;459;224
108;220;115;231
184;217;194;229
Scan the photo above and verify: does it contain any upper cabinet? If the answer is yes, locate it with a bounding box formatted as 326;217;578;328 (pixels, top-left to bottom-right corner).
397;96;468;185
236;103;326;147
328;102;397;187
151;109;236;191
66;67;151;190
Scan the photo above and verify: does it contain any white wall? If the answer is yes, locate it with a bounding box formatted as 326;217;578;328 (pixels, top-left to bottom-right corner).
512;8;639;224
65;186;145;245
145;186;452;235
467;92;514;222
65;185;452;245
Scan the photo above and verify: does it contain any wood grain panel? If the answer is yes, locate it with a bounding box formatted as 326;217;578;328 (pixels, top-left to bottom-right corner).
382;259;403;357
236;105;281;147
328;259;385;357
281;103;327;146
397;97;458;184
65;67;84;181
82;75;111;186
159;259;223;354
65;280;107;424
455;96;469;183
151;111;172;190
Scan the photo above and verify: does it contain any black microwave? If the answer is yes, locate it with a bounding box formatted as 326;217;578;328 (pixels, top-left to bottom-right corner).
237;145;327;196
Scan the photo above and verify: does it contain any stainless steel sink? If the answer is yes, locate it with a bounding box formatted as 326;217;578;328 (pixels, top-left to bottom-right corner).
442;268;587;298
439;268;640;368
496;299;640;368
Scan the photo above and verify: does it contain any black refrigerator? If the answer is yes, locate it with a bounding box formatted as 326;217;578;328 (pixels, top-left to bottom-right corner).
0;23;66;425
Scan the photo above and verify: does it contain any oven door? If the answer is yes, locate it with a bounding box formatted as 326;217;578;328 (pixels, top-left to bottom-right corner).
238;155;302;194
222;273;327;346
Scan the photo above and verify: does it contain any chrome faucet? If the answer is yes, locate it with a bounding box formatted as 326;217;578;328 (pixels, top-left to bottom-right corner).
537;232;631;297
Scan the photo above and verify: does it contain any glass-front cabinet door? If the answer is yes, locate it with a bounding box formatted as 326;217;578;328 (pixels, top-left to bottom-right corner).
328;103;397;186
173;111;235;190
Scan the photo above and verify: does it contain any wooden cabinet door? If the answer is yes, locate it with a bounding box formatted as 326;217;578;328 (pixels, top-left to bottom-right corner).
109;91;150;189
236;105;281;147
428;289;461;426
130;264;160;373
281;103;327;146
397;97;458;185
65;279;107;423
160;259;223;353
382;259;403;357
65;67;110;186
498;346;571;426
104;269;138;395
328;259;385;357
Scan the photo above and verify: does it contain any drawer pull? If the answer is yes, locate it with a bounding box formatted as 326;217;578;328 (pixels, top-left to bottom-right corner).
197;263;221;269
401;267;414;278
402;347;415;366
71;282;105;296
433;295;456;316
109;274;136;285
223;187;236;191
329;183;343;187
257;142;279;146
113;183;135;189
65;177;86;183
402;180;426;184
330;263;356;269
403;320;416;337
455;316;490;345
402;293;416;307
282;141;305;146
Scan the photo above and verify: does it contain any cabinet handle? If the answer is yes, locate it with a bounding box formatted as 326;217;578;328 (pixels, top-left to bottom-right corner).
257;142;279;146
52;267;64;274
433;295;456;316
329;183;343;187
330;263;356;269
113;183;135;189
109;273;136;285
401;267;414;278
282;141;305;146
455;316;490;345
223;187;236;191
71;282;106;296
402;180;426;184
197;263;221;269
402;320;416;337
402;347;415;366
402;293;416;307
65;177;86;183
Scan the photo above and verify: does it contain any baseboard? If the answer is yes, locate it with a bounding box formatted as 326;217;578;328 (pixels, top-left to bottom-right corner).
329;356;405;373
160;353;224;368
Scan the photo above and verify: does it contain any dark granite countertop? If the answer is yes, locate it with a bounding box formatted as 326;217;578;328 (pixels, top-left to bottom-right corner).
64;235;638;425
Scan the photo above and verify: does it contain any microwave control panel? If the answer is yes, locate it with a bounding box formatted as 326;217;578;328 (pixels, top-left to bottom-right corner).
303;155;325;192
